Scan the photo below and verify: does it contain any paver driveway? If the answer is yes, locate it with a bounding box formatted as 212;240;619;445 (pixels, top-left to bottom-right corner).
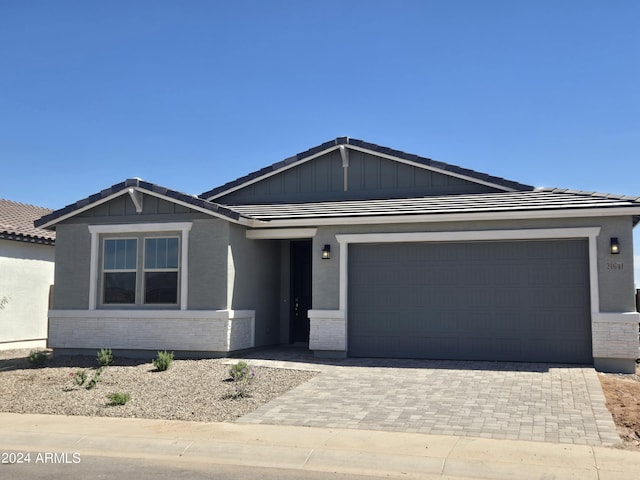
231;350;620;446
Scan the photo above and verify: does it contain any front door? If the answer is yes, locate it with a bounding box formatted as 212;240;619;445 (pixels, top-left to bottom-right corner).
290;240;312;343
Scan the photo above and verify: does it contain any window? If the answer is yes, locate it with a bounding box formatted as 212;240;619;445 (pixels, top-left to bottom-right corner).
103;238;137;304
89;222;192;311
144;237;179;304
101;235;180;306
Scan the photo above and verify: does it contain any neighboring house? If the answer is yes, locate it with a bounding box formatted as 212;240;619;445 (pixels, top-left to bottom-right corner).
35;138;640;372
0;199;55;350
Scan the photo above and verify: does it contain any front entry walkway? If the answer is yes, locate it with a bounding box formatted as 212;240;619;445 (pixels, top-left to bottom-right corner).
230;349;620;446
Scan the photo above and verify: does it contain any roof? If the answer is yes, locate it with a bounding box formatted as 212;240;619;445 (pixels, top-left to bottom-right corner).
0;199;55;245
35;178;249;230
200;137;534;200
230;188;640;225
33;140;640;230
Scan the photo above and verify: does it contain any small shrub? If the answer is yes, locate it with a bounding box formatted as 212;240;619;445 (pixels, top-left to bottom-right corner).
153;350;174;371
70;369;88;386
228;361;258;398
107;392;131;406
27;350;48;367
228;361;250;381
85;366;105;390
97;348;113;367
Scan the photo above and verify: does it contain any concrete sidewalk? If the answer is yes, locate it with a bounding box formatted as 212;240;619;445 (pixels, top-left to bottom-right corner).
1;413;638;479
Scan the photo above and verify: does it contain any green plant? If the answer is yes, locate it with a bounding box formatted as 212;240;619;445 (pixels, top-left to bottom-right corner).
153;350;174;371
96;348;113;367
85;366;105;390
228;361;258;397
27;350;48;367
228;361;250;381
107;392;131;406
70;369;88;386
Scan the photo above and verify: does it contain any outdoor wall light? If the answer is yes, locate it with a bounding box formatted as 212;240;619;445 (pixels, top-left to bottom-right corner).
322;244;331;259
610;237;620;254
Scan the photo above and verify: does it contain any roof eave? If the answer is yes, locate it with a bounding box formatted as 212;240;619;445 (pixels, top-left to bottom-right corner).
0;231;55;245
203;138;533;201
36;185;253;230
245;206;640;228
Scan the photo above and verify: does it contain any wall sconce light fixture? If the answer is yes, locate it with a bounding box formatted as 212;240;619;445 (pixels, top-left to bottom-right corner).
610;237;620;254
322;244;331;259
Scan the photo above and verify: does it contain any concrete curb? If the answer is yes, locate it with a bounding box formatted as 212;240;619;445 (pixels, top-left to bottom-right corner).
2;413;639;479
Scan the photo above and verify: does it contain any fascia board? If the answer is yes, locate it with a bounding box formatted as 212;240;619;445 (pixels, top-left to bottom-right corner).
37;190;129;230
134;188;251;226
205;145;340;201
343;144;519;192
248;206;640;228
245;227;318;239
206;143;519;202
39;187;252;230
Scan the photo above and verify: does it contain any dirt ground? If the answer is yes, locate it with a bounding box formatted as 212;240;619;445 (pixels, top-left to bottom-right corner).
599;363;640;450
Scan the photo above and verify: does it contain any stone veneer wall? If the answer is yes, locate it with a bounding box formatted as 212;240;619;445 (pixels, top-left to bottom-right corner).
48;310;255;353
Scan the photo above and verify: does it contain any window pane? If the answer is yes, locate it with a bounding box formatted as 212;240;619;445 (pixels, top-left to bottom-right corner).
104;272;136;304
145;272;178;304
145;238;178;269
104;239;137;270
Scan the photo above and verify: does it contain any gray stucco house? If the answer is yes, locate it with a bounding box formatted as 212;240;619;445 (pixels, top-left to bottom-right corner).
35;138;640;372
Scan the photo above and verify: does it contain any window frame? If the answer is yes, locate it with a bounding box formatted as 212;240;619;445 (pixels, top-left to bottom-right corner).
142;236;180;305
88;223;192;311
102;237;138;305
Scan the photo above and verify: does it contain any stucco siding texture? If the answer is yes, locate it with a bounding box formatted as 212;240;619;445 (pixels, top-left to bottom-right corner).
0;241;54;348
229;224;281;347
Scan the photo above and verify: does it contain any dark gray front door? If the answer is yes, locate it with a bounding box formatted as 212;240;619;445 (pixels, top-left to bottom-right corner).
290;240;312;343
348;240;592;363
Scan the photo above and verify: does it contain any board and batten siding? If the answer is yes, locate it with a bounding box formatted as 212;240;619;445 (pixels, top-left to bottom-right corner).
217;149;501;204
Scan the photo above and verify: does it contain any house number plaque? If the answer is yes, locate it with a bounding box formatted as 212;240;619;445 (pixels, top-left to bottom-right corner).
607;262;624;270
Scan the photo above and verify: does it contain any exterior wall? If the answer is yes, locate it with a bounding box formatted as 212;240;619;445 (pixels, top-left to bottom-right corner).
0;240;54;350
187;219;229;310
217;149;500;204
51;224;91;309
48;310;254;352
48;193;264;354
308;215;639;372
229;224;281;347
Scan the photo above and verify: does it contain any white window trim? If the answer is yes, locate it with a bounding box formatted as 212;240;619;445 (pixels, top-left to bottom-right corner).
143;236;180;306
102;237;138;305
88;222;192;310
336;227;602;317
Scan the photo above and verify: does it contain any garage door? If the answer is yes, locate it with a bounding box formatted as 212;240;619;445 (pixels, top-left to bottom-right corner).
348;240;592;363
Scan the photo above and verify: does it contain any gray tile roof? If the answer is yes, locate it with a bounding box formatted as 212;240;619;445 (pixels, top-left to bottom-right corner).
33;141;640;230
35;178;246;229
228;189;640;221
0;199;55;244
200;137;534;200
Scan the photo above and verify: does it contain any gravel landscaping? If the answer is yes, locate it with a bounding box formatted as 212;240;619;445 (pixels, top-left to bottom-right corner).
0;349;317;422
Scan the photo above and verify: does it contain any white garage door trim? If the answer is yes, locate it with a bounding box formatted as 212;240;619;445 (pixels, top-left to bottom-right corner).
335;228;602;333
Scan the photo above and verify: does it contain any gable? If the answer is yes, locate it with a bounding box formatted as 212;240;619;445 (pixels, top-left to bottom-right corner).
205;137;533;205
76;192;195;219
215;148;506;205
35;178;249;230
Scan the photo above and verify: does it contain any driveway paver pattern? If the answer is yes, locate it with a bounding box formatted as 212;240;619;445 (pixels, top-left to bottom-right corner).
231;350;620;446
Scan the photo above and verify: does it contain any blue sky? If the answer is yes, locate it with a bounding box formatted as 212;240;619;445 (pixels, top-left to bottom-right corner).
1;1;639;284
